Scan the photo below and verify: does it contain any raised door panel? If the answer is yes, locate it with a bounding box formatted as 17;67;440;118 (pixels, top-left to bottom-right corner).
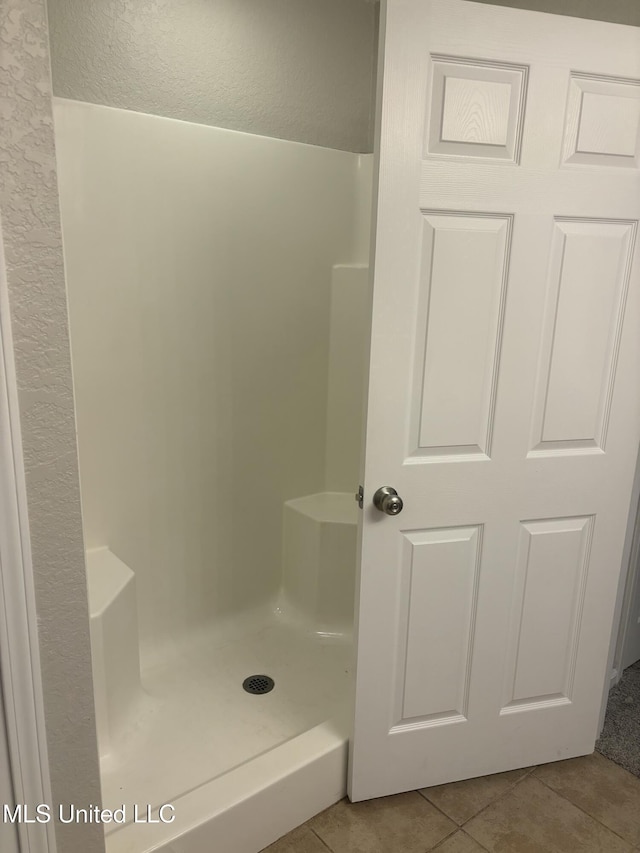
502;516;594;712
412;213;511;459
393;526;482;728
530;219;637;454
426;56;528;162
563;74;640;168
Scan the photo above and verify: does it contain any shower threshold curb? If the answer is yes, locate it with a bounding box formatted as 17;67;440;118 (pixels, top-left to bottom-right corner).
104;714;349;853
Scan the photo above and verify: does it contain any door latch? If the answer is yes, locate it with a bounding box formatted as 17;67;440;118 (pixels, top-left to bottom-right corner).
355;485;364;509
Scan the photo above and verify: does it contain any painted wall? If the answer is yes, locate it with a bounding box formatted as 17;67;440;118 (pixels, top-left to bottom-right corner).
470;0;640;25
47;0;378;153
0;688;18;852
0;4;103;853
54;99;366;650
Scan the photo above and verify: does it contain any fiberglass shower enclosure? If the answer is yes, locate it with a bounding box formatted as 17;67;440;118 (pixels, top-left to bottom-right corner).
52;18;374;852
49;1;640;850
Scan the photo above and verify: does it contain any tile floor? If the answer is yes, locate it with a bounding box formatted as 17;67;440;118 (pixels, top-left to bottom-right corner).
262;752;640;852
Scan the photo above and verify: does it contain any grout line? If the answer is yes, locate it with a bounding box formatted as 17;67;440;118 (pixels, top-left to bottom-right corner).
460;828;492;852
533;772;637;847
429;827;492;853
462;765;537;824
457;769;536;829
309;825;336;852
426;823;459;850
283;761;640;853
416;789;461;827
418;766;538;828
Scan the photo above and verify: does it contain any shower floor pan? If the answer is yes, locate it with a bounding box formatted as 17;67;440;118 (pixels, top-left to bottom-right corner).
102;605;352;853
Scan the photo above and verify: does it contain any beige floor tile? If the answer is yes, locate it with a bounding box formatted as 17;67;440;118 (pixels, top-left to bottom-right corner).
534;753;640;847
464;775;632;852
261;824;329;853
309;792;456;853
420;768;532;825
432;829;488;852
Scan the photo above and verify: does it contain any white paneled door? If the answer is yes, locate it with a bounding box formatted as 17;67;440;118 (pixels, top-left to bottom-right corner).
351;0;640;800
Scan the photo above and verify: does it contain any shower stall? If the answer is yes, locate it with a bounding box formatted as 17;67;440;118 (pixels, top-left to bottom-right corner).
39;1;640;850
52;37;374;849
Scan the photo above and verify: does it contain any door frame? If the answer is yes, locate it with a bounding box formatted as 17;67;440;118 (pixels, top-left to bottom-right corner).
0;216;57;853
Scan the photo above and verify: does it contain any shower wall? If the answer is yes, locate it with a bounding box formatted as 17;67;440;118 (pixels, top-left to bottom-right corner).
54;98;368;648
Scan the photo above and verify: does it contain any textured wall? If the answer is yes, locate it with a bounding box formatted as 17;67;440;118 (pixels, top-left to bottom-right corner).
470;0;640;25
0;3;103;852
47;0;378;152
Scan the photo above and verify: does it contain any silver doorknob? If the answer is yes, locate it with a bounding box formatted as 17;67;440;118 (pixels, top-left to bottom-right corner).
373;486;404;516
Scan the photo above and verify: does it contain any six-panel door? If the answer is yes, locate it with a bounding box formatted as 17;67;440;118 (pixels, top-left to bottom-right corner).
350;0;640;800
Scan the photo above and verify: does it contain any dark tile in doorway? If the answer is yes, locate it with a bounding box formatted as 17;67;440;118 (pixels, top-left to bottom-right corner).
309;791;456;853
